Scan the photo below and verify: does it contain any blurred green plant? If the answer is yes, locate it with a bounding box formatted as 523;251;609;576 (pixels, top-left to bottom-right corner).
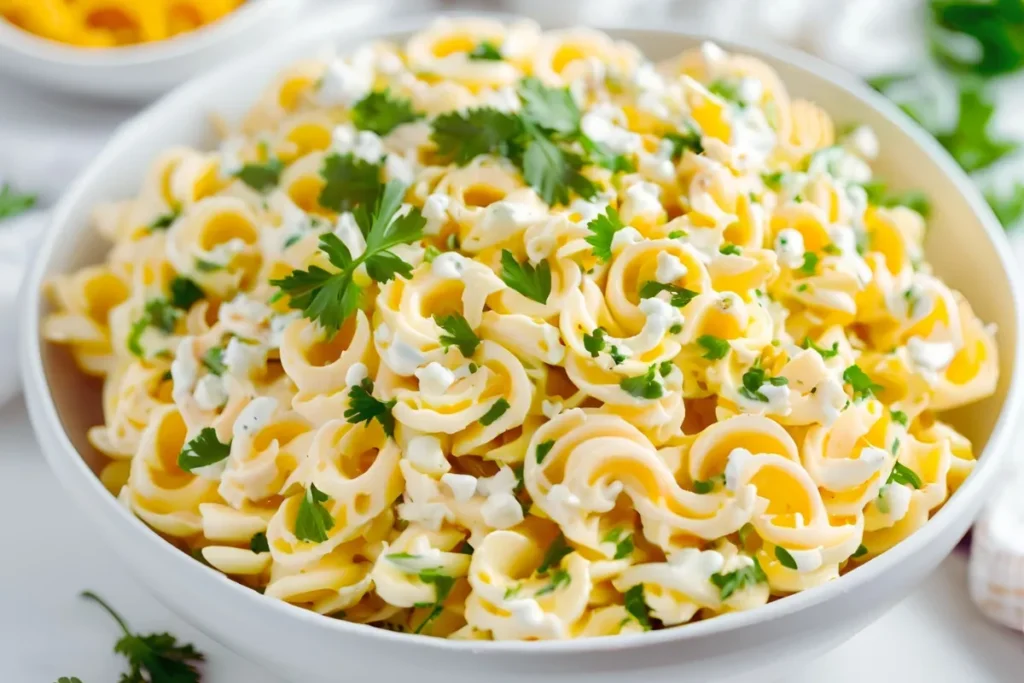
871;0;1024;229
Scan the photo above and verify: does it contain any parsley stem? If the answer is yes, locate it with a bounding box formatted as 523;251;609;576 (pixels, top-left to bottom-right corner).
80;590;132;638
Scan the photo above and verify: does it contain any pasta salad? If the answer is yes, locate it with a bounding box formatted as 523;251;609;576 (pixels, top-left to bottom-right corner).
43;17;999;640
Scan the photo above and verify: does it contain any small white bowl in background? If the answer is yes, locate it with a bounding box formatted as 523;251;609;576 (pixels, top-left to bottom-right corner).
0;0;303;100
19;8;1024;683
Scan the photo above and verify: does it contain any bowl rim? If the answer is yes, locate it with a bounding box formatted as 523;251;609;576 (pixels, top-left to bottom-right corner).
0;0;292;67
21;7;1024;656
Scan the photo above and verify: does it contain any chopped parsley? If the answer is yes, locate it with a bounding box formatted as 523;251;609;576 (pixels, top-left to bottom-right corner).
500;249;551;303
697;334;730;360
434;312;480;357
609;345;628;365
534;568;571;596
693;474;724;494
147;208;180;232
535;439;555;464
344;378;397;437
887;461;923;489
852;544;869;559
127;298;180;357
316;153;383;212
0;183;36;220
799;251;819;275
842;364;882;400
235;158;284;193
739;365;788;403
775;546;798;570
250;531;269;554
719;243;741;256
414;569;455;635
638;280;698;308
623;584;651;630
710;558;767;600
663;124;703;159
200;346;226;375
273;179;424;334
537;533;572;574
168;276;205;310
584;207;625;263
862;180;931;218
620;364;664;400
891;409;909;427
177;427;231;473
352;89;422;136
468;40;502;61
802;337;840;359
479;398;511;426
294;483;334;543
583;327;606;357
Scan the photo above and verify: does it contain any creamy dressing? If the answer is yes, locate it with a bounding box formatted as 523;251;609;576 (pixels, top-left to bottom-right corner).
268;312;301;349
404;435;450;474
581;110;641;155
655;252;688;284
846;125;879;160
729;106;776;171
878;483;912;522
416;362;456;395
344;361;368;387
381;330;427;376
784;547;824;573
441;473;478;502
907;337;956;373
331;125;384;163
812;377;848;427
194;375;228;411
317;58;374;107
233;397;277;440
171;338;199;401
431;251;468;279
385;154;416;185
481;492;524;529
610;226;644;251
479;200;545;240
625;297;684;355
667;547;725;577
774;228;805;269
724;447;754;491
223;337;266;381
639;138;677;184
622;181;663;218
422;193;451;235
218;136;246;179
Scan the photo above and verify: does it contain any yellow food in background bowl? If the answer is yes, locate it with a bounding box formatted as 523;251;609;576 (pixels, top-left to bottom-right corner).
0;0;244;48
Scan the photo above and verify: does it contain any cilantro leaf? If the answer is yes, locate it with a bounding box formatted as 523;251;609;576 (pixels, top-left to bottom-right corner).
580;135;636;173
623;584;651;630
739;366;788;403
431;108;523;165
537;533;572;574
710;558;767;600
177;427;231;473
583;327;607;357
801;337;840;359
127;298;180;358
536;439;555;464
887;461;923;489
585;207;625;263
500;249;551;304
602;528;635;560
468;40;503;61
709;78;745;104
521;133;597;206
352;89;422;136
638;281;698;308
620;364;664;400
664;125;703;160
201;346;226;376
273;180;421;334
317;153;382;212
168;276;205;311
985;182;1024;228
0;183;36;220
799;251;819;275
930;0;1024;76
147;209;180;232
80;590;204;683
344;378;397;437
697;335;730;360
935;86;1018;173
434;313;480;357
518;77;581;136
479;398;511;426
235;158;284;193
249;531;269;554
414;570;456;634
775;546;798;570
295;483;334;543
843;364;882;400
863;180;932;217
535;568;572;596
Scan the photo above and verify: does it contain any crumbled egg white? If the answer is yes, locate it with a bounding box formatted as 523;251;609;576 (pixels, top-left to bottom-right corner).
773;228;805;269
416;362;456;395
344;362;368;387
432;251;468;279
655;252;688;284
441;473;478;502
404;435;450;475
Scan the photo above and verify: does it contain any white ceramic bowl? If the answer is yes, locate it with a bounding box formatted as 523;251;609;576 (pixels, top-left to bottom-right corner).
20;10;1024;683
0;0;301;100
